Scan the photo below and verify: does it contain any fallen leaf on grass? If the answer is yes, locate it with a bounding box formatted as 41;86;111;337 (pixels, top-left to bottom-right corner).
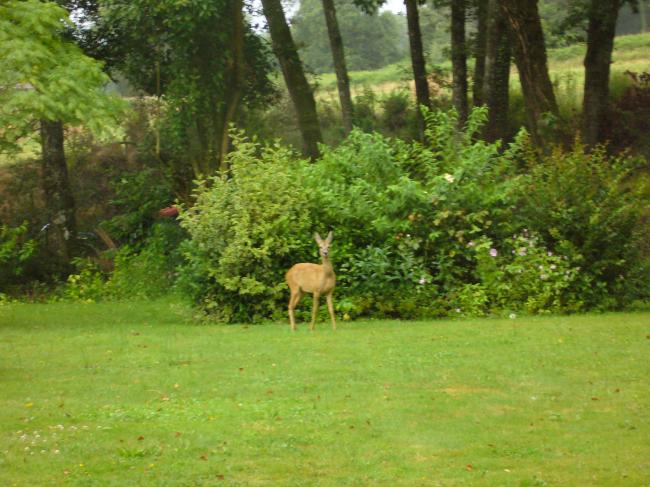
137;436;144;441
466;464;473;471
175;432;182;438
200;454;208;461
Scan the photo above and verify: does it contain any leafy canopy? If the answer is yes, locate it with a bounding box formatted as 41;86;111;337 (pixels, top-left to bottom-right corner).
0;0;126;153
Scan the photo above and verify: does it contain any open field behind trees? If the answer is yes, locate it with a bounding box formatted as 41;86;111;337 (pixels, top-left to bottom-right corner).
316;32;650;98
1;301;649;486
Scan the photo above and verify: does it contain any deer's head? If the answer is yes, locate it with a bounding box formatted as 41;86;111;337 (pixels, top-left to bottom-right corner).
314;231;333;258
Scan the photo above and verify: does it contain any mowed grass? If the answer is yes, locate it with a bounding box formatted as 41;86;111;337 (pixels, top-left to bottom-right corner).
1;301;649;486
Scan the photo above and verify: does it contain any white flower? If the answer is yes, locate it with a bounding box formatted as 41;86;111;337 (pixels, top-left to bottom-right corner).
509;313;517;319
444;173;455;183
418;277;427;285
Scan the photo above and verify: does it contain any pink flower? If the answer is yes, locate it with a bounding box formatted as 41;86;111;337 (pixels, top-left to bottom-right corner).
489;248;498;257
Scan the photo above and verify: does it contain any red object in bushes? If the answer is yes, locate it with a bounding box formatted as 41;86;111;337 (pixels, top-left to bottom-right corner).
159;206;179;217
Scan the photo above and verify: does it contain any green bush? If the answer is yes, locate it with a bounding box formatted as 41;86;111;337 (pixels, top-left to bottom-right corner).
176;109;650;322
0;222;36;289
101;168;174;247
178;135;314;322
512;143;650;309
105;221;186;299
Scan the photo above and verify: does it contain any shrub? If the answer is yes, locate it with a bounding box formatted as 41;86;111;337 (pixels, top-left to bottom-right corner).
0;222;37;289
472;232;583;314
176;109;649;322
512;142;650;308
178;134;314;322
101;168;174;247
105;221;186;299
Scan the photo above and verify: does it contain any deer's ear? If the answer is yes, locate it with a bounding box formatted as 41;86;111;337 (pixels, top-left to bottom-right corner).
325;231;333;244
314;232;323;244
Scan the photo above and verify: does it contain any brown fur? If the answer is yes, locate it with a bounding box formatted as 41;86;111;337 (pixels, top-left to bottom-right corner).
285;232;337;331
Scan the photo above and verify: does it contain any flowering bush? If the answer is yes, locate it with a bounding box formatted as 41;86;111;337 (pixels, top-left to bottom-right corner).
175;109;649;322
472;232;583;314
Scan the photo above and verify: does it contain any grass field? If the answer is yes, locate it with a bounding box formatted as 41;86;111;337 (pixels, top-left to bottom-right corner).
316;32;650;98
1;301;649;485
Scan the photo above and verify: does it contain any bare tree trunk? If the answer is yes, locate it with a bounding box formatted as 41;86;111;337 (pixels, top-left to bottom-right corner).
483;0;511;142
582;0;621;148
501;0;558;144
451;0;469;125
405;0;430;138
219;0;245;171
322;0;354;134
261;0;323;159
40;119;77;262
472;0;488;107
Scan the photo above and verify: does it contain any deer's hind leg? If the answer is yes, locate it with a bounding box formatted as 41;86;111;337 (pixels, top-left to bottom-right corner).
288;288;303;331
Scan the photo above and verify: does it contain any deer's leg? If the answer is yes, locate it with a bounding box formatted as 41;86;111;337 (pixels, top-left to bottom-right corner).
288;289;302;331
326;293;336;330
310;293;320;331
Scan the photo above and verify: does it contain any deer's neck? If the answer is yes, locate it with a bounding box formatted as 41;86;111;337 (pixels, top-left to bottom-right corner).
321;256;334;275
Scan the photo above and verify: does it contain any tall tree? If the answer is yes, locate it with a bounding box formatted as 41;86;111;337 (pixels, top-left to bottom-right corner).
472;0;489;107
405;0;431;137
261;0;323;159
482;0;511;142
0;0;125;261
500;0;559;144
219;0;246;170
292;0;406;73
321;0;354;134
451;0;469;125
582;0;622;148
101;0;275;185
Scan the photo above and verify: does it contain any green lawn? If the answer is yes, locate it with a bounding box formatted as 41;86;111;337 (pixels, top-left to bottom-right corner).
1;301;649;486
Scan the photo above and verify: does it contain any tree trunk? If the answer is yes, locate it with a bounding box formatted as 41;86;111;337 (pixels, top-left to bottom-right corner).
582;0;621;148
261;0;323;159
404;0;430;138
483;0;511;142
500;0;558;144
322;0;354;135
219;0;245;171
451;0;469;125
40;119;77;262
472;0;488;107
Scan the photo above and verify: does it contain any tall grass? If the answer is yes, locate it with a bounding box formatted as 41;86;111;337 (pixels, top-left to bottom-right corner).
315;33;650;105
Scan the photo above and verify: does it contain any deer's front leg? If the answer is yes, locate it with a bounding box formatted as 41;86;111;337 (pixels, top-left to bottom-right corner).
310;293;320;331
326;293;336;330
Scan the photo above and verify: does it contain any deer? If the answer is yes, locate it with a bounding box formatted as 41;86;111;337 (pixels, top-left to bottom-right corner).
285;231;337;331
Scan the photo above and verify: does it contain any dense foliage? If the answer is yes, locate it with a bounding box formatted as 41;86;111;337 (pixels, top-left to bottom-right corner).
176;109;650;322
0;0;125;153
